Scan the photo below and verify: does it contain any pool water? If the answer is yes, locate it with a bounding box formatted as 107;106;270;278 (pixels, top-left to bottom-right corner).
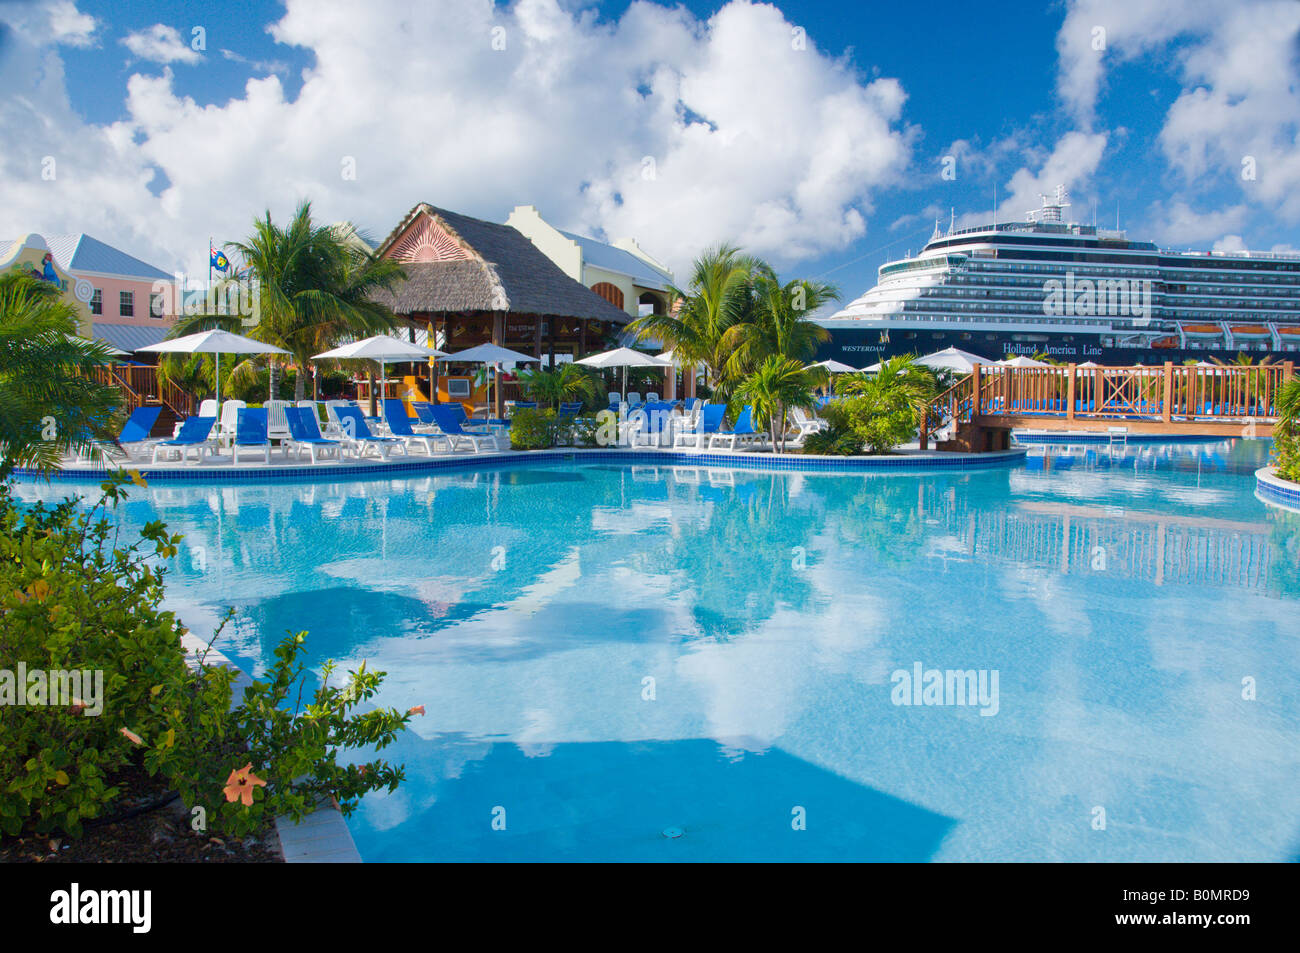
15;439;1300;861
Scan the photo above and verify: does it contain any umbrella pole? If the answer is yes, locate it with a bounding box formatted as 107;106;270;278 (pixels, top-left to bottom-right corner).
215;353;221;407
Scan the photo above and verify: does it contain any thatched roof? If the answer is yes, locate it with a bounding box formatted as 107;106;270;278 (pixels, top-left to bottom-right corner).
373;204;631;324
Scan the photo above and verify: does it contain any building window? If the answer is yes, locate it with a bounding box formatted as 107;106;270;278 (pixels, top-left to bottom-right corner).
89;289;102;315
119;291;134;317
591;281;625;310
150;292;163;318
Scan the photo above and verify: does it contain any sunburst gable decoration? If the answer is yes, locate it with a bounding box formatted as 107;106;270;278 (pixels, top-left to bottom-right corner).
389;213;473;263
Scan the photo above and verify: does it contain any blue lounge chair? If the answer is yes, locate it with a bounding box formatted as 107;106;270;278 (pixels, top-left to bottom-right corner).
151;415;216;464
285;406;343;464
102;406;162;460
231;407;273;465
557;401;583;417
333;406;408;460
383;399;452;455
708;405;760;451
673;403;725;449
427;404;499;452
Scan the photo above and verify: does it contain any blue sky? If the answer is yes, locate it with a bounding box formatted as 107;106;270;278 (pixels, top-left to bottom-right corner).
2;0;1298;297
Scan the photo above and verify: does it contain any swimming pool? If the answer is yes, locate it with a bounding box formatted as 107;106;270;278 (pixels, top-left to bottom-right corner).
15;438;1300;861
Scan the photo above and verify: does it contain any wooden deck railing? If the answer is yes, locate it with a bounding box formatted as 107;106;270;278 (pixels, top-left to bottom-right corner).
923;361;1294;447
976;361;1293;422
90;365;196;419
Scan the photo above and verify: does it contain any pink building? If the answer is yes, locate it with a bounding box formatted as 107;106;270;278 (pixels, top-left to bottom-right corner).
0;232;177;353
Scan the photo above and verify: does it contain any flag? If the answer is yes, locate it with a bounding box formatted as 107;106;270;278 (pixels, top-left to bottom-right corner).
210;247;230;272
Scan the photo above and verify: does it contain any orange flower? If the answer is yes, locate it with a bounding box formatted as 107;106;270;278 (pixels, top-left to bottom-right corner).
407;705;425;717
222;763;267;807
120;727;143;746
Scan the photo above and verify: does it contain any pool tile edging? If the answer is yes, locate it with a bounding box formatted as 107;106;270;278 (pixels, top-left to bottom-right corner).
19;446;1028;484
1255;466;1300;515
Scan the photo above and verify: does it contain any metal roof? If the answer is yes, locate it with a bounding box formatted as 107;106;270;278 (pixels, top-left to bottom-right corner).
20;234;173;280
558;230;671;291
92;323;174;352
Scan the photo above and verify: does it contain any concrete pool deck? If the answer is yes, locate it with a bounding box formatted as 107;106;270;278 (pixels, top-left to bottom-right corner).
24;444;1029;483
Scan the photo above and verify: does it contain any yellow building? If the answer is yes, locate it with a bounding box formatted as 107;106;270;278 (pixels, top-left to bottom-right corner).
0;233;94;335
504;206;674;320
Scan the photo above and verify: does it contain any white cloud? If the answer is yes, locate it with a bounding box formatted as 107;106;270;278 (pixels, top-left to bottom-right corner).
1057;0;1300;225
0;0;916;280
0;0;97;48
219;49;287;76
952;130;1109;230
1211;234;1246;253
1151;201;1248;245
121;24;202;65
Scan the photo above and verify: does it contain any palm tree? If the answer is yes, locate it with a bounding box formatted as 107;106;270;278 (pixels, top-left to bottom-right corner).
733;355;817;453
721;268;837;383
841;354;940;437
0;273;122;472
625;244;760;395
169;203;407;402
1277;377;1300;435
518;363;600;409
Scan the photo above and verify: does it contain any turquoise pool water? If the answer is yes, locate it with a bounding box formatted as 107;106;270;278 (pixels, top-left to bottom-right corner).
15;439;1300;861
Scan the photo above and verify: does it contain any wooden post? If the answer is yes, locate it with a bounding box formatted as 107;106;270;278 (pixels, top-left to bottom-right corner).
919;405;929;451
492;312;505;419
1162;361;1173;423
685;363;696;400
578;319;587;359
1066;363;1076;420
534;316;542;361
547;318;556;370
971;363;982;418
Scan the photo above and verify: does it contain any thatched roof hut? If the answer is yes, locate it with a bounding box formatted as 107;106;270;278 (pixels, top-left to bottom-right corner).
371;203;639;412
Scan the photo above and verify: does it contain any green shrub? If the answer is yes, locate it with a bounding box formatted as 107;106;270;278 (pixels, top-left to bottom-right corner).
802;404;862;456
509;408;559;450
0;473;412;839
0;474;189;836
1275;379;1300;483
799;394;916;456
143;627;410;835
569;415;600;447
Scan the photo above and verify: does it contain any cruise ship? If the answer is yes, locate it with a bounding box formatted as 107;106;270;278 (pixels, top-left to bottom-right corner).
817;187;1300;366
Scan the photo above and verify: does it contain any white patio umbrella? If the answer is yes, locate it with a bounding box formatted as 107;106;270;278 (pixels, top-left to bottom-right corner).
438;342;541;413
575;347;673;400
1077;360;1102;368
137;329;290;406
913;346;996;374
312;334;447;401
859;361;883;374
806;358;860;395
998;355;1051;368
806;359;859;374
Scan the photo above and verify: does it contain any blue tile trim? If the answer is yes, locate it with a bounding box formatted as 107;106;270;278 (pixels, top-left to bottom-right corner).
1013;431;1251;445
1256;467;1300;514
15;447;1029;485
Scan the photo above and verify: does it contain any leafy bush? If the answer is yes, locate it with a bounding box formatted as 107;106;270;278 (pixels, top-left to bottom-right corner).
0;474;189;836
509;408;559;450
799;394;916;456
801;404;862;456
569;415;600;447
1275;379;1300;483
144;627;409;835
0;473;412;839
